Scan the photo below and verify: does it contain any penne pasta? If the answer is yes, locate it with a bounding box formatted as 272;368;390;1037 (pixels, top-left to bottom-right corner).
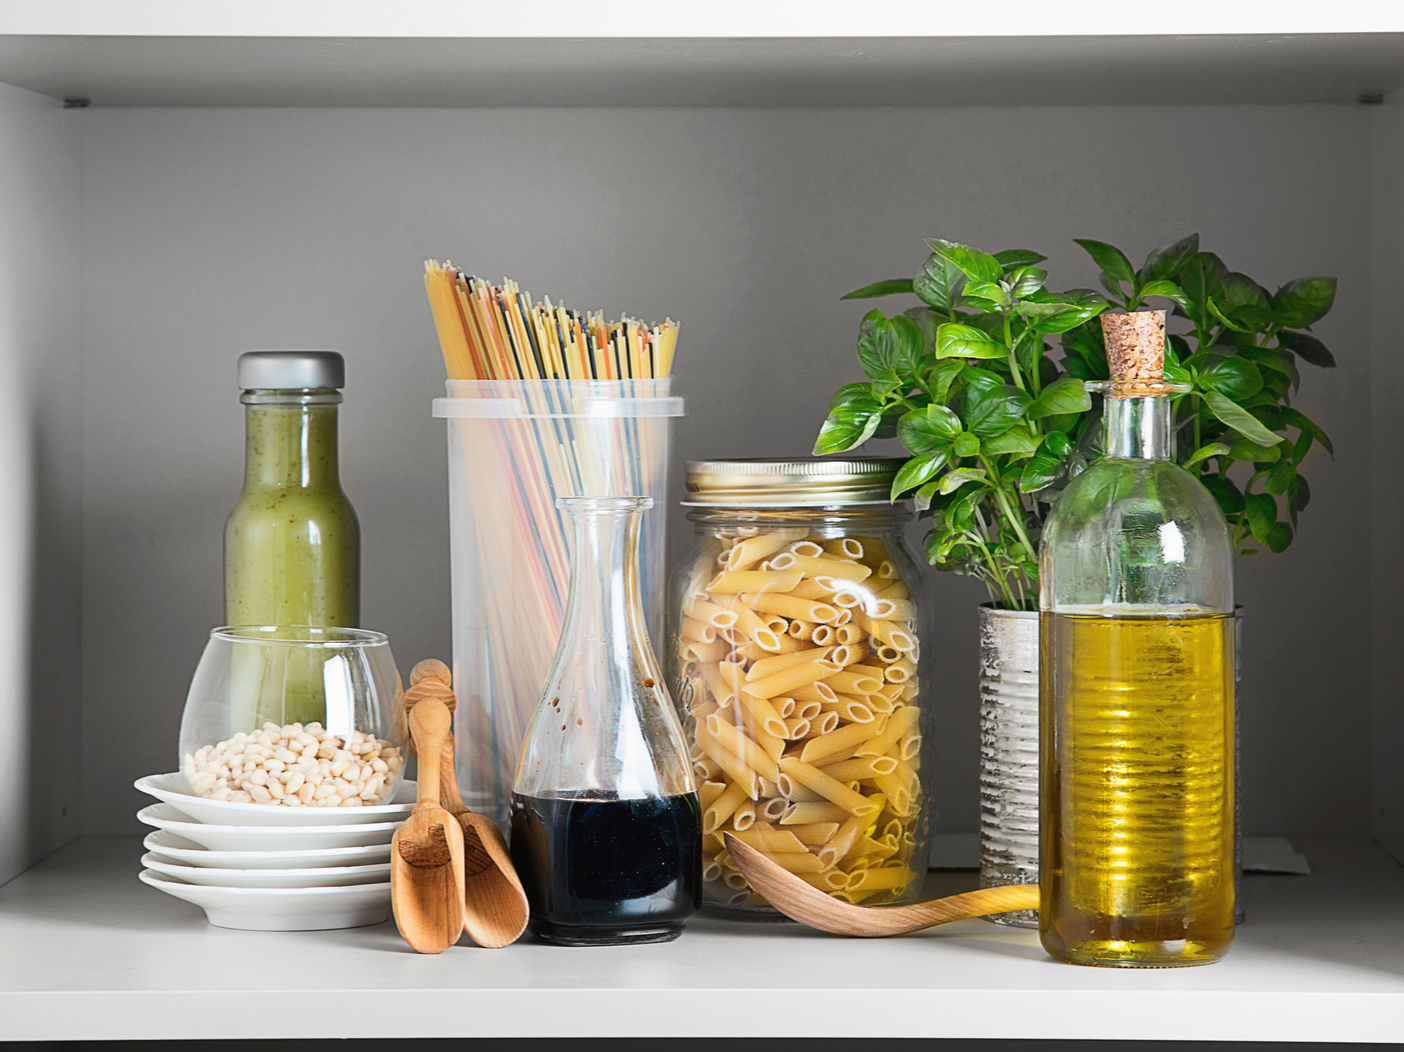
800;715;889;765
779;757;881;817
742;591;839;624
707;569;805;595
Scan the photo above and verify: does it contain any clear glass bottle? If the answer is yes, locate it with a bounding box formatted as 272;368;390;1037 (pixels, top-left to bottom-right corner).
667;458;933;918
224;350;360;633
510;496;700;946
1038;310;1235;967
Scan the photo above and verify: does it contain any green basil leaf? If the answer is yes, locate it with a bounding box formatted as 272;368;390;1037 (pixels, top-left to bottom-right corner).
813;399;882;455
1074;238;1136;285
827;382;875;410
1030;376;1092;418
1024;288;1110;334
1138;234;1200;284
1184;442;1231;469
903;305;942;353
913;252;967;311
1044;429;1072;456
1137;279;1190;310
936;321;1006;360
842;278;915;300
1174;251;1229;319
963;281;1011;307
1198;357;1264;402
1206;297;1256;334
1219;272;1270;313
1202;390;1285;448
1007;266;1048;298
1017;453;1063;494
962;383;1032;438
925;238;1003;283
1279;406;1334;456
952;432;981;457
1227;433;1281;464
912;479;940;513
1201;474;1246;515
1271;276;1338;329
1264;459;1296;495
1288;474;1311;522
891;451;949;497
899;404;962;453
994;248;1048;271
980;424;1040;456
938;466;988;495
1266;520;1293;553
1278;330;1337;368
957;295;1003;313
1245;492;1277;544
927;358;966;404
961;366;1006;393
856;313;926;380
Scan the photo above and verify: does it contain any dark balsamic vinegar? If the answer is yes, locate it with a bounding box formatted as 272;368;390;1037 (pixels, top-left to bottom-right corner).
510;790;702;946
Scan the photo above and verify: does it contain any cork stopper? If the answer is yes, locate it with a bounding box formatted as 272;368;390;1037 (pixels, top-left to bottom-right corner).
1100;310;1166;391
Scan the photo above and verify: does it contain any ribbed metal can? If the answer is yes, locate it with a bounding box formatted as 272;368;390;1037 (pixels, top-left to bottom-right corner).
978;605;1040;928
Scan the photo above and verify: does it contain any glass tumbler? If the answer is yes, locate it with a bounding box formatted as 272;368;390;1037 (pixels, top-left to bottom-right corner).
178;626;405;809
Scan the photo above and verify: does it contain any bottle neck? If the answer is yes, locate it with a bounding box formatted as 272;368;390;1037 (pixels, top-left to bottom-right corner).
562;504;649;672
1102;395;1172;461
241;391;342;489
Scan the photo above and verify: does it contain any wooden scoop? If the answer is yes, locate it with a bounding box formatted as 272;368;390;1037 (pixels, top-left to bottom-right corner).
390;691;465;954
724;833;1040;937
406;660;528;949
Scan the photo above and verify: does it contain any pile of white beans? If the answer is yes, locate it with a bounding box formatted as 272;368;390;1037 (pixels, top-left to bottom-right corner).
182;722;404;807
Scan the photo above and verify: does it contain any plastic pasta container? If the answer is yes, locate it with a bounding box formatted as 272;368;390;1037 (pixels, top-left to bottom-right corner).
666;458;934;918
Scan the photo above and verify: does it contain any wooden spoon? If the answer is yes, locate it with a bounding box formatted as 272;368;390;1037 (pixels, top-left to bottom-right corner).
404;659;528;949
390;693;465;954
724;833;1040;937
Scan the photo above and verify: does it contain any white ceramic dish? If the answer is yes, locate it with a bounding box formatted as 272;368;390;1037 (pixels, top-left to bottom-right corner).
141;851;391;889
137;803;399;852
139;869;391;931
142;830;393;870
135;772;416;826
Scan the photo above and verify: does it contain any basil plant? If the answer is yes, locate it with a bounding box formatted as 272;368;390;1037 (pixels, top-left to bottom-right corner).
813;235;1336;611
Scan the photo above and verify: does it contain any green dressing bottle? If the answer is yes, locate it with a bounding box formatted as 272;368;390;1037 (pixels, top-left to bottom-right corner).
224;351;360;726
224;351;359;612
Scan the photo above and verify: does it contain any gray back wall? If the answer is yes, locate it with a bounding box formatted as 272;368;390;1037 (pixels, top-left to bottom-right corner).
79;104;1369;837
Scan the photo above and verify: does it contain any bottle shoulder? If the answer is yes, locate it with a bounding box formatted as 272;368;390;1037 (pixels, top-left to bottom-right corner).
1050;457;1229;535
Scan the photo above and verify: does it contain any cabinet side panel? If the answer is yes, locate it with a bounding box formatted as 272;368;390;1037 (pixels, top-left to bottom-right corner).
1371;91;1404;864
0;82;82;883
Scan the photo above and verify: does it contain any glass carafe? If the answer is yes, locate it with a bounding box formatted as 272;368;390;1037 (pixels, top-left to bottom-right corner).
510;496;701;946
1038;310;1235;968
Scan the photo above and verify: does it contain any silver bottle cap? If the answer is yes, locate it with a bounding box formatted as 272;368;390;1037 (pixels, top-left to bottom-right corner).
237;350;345;390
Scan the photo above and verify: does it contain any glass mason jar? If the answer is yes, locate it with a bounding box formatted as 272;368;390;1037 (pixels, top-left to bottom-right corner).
1039;313;1235;968
667;458;934;918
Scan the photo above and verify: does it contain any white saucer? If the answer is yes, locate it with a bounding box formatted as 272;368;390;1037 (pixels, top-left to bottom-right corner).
142;830;393;871
139;869;391;931
135;773;416;826
141;851;391;889
137;803;399;852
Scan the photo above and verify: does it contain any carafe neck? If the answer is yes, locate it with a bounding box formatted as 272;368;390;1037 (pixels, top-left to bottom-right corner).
561;498;651;676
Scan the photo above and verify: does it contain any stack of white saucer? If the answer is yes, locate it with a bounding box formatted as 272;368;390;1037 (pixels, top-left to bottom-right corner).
134;773;415;930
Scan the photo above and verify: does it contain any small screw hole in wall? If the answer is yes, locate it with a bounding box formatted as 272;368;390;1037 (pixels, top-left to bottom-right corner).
1358;93;1385;105
62;98;90;109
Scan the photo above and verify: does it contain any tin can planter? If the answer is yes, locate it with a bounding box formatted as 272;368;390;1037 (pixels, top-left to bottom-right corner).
978;605;1039;928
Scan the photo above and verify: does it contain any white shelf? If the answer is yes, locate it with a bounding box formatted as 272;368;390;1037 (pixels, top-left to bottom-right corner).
0;32;1402;106
1;836;1401;1042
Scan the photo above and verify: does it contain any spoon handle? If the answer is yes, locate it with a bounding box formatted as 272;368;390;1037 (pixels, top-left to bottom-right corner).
725;833;1039;937
410;697;452;809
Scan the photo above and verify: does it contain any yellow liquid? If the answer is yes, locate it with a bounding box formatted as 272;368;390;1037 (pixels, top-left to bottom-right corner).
1040;611;1234;967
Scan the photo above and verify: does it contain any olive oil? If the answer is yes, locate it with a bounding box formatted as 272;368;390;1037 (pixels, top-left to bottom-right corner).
1040;610;1235;967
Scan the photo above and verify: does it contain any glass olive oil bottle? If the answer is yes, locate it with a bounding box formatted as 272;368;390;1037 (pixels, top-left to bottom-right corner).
1038;310;1235;967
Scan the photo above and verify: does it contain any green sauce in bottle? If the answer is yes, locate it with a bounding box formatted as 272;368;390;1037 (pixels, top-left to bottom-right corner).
223;351;360;726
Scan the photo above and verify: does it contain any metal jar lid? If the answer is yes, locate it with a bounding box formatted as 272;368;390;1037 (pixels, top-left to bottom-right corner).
238;350;345;390
683;458;905;507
